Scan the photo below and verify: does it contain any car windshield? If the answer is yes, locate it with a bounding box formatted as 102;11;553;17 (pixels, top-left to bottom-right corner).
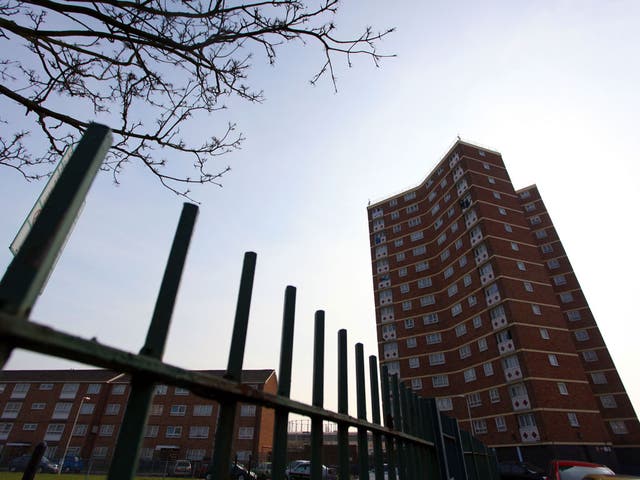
559;466;615;480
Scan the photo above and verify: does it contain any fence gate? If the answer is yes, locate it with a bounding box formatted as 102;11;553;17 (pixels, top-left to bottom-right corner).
0;124;500;480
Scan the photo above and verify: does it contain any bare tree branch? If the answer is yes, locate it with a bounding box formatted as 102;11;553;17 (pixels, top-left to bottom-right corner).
0;0;394;199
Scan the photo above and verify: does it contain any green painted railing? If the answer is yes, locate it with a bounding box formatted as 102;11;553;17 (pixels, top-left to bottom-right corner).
0;124;499;480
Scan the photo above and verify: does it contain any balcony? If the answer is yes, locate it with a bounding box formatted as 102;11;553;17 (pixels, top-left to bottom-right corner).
519;426;540;443
497;338;515;355
503;365;522;382
511;393;531;411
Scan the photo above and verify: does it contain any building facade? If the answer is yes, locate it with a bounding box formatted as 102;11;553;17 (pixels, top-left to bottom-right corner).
0;369;276;468
367;140;639;469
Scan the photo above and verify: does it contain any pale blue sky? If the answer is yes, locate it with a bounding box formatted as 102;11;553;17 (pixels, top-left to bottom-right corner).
1;1;639;419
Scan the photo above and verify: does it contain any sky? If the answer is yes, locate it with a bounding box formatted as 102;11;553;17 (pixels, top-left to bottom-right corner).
1;0;640;423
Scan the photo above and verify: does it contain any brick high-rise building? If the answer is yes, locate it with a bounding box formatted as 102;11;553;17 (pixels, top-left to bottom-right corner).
367;140;639;470
0;369;276;470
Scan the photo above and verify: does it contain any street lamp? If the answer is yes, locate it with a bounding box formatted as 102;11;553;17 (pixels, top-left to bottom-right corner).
58;396;90;475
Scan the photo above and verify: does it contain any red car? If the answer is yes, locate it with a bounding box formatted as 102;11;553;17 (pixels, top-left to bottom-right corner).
547;460;615;480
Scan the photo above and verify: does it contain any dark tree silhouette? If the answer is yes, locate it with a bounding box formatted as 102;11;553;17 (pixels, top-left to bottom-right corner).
0;0;392;198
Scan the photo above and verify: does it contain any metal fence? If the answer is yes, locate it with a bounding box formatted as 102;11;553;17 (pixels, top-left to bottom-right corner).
0;124;499;480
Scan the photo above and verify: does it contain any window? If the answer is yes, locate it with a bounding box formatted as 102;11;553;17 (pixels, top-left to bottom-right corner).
39;383;53;390
87;384;101;394
170;405;187;416
392;238;402;247
541;243;554;253
189;426;210;438
31;402;46;410
455;323;467;336
444;266;454;279
423;313;438;325
582;351;598;362
547;259;560;269
464;368;476;382
478;337;488;351
408;357;420;369
493;191;501;199
105;403;121;416
473;419;487;434
488;177;496;185
52;402;72;419
520;190;531;199
535;229;548;239
448;284;458;297
468;393;482;408
517;261;526;271
400;283;410;294
553;275;567;286
240;404;256;416
463;275;472;287
429;353;445;365
459;345;471;359
524;282;533;292
410;231;424;241
92;447;108;458
445;194;452;204
567;413;579;427
539;328;550;339
575;330;589;341
238;427;254;439
413;246;426;256
0;423;13;440
396;252;405;262
166;426;183;438
399;267;407;277
468;295;477;307
11;383;30;399
111;384;126;395
600;395;617;409
498;207;506;215
404;318;415;329
436;397;452;411
23;423;37;431
420;295;435;306
2;402;22;419
504;223;512;233
426;333;442;344
402;301;412;311
473;316;482;329
393;224;402;233
483;362;494;376
459;255;467;267
149;404;163;416
418;277;432;289
389;198;398;207
440;249;450;261
406;204;419;214
548;354;559;366
451;221;458;233
410;378;423;390
610;421;628;434
452;303;462;317
559;291;574;303
437;233;447;246
511;242;519;251
567;310;582;321
404;192;416;201
432;375;449;388
530;215;541;225
99;424;115;436
517;413;537;428
79;403;95;415
145;425;159;438
431;204;440;216
455;238;463;250
434;218;443;229
532;304;541;315
408;217;422;227
591;372;607;384
416;261;428;272
489;388;501;403
495;416;507;432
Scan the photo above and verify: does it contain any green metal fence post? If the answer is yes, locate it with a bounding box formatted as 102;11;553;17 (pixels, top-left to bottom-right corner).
380;367;397;480
399;384;416;480
355;343;369;480
0;123;112;367
108;203;199;480
425;398;449;480
368;356;384;480
311;311;325;480
210;252;258;480
337;329;349;480
390;375;406;480
271;286;297;480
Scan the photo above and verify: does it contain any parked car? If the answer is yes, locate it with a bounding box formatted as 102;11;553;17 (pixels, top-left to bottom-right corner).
286;460;337;480
8;454;60;473
499;461;548;480
230;463;258;480
582;475;640;479
173;459;193;477
61;454;84;473
548;460;615;480
255;462;272;480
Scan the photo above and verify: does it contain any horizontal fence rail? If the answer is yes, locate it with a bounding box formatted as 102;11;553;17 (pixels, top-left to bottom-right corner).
0;125;499;480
